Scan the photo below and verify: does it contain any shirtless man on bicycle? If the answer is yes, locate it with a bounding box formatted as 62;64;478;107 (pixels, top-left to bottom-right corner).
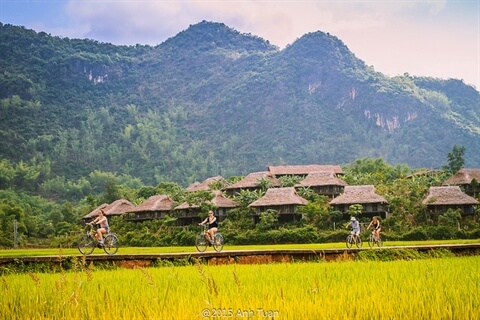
199;210;218;244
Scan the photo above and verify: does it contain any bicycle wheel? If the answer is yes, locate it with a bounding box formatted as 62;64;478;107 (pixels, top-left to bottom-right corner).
195;234;208;252
355;236;362;248
376;236;383;247
78;234;95;255
368;234;375;248
346;235;353;248
213;233;224;252
103;234;119;255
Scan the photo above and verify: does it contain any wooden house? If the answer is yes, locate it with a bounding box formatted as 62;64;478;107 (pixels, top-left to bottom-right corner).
329;185;388;219
248;187;308;223
186;176;225;192
422;186;478;220
268;164;344;178
442;168;480;197
124;195;174;221
295;171;347;199
174;190;239;226
82;199;136;222
223;171;280;196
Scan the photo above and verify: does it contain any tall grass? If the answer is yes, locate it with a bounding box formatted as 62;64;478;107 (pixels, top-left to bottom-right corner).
1;256;479;319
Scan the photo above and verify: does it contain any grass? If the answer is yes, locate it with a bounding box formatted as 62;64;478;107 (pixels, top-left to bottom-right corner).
0;239;479;257
0;256;479;319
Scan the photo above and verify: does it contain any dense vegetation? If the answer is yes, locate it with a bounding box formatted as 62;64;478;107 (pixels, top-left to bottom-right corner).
0;21;479;248
0;21;479;187
0;151;478;249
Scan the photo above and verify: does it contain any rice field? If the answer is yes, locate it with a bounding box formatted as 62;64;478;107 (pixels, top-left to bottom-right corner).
1;256;479;319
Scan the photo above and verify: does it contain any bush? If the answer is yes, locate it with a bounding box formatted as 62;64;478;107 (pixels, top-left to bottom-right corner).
401;227;429;241
321;230;348;243
425;226;455;240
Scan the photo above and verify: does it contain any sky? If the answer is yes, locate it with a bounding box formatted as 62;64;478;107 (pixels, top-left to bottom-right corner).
1;0;479;90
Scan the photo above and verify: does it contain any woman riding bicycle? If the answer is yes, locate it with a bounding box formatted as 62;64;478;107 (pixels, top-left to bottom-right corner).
199;210;218;244
367;216;381;241
89;209;109;245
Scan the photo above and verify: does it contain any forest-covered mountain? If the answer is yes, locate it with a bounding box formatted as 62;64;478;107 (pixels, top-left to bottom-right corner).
1;20;479;188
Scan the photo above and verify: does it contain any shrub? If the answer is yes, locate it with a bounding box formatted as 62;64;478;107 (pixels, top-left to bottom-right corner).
321;230;348;243
425;226;455;240
401;227;429;241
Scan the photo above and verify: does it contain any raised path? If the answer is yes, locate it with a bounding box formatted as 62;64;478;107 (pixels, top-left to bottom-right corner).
1;243;479;271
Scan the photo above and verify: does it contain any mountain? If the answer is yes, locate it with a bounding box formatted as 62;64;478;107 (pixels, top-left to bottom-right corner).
0;20;479;187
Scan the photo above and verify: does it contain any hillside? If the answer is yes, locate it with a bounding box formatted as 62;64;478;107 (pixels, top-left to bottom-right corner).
0;20;479;187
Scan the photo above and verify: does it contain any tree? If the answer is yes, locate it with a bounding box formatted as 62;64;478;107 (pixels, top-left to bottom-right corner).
100;179;122;204
443;145;465;174
256;209;279;231
347;204;363;218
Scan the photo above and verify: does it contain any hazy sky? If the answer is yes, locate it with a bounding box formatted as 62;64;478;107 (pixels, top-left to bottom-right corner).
1;0;479;90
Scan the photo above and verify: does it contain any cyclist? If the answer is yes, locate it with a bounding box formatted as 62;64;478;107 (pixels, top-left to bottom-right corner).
367;216;381;241
199;210;218;244
346;216;360;242
89;209;109;245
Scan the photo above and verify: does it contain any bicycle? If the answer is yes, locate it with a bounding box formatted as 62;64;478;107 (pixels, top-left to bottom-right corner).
195;224;224;252
346;232;362;248
77;224;119;255
368;231;383;248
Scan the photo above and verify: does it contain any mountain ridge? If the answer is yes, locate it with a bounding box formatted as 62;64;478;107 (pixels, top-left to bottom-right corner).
0;20;478;186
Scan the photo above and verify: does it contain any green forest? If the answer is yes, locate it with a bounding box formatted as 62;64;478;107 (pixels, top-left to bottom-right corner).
0;149;478;249
0;21;479;248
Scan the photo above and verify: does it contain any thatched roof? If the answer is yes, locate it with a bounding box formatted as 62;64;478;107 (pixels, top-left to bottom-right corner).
295;171;348;187
422;186;479;205
83;199;135;219
174;201;199;210
442;168;480;186
128;195;174;212
186;176;225;192
248;187;308;207
329;185;387;205
175;190;238;210
268;164;344;176
224;171;280;190
210;190;239;208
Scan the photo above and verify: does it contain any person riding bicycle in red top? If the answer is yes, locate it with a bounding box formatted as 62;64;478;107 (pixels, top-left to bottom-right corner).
199;210;218;244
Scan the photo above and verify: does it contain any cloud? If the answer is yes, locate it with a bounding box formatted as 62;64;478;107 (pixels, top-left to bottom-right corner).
63;0;451;47
57;0;478;88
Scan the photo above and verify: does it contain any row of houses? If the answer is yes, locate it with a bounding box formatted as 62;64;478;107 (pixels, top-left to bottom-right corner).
83;165;480;225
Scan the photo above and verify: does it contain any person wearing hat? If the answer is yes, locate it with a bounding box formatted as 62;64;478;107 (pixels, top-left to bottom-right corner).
346;216;360;241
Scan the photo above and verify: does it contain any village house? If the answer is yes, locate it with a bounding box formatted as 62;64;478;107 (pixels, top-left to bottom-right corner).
83;199;136;222
268;164;344;178
124;195;175;222
174;190;239;226
329;185;389;219
295;171;347;199
422;186;478;221
248;187;308;223
442;168;480;197
223;171;280;196
186;176;225;192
